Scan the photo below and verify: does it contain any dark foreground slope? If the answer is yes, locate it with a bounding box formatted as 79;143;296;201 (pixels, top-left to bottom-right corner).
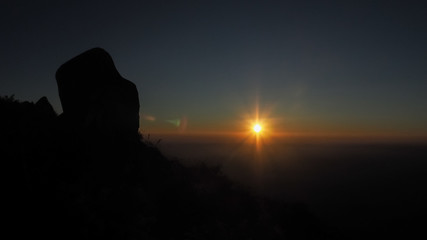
1;95;335;240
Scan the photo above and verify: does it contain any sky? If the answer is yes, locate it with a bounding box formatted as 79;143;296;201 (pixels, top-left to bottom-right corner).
1;0;426;138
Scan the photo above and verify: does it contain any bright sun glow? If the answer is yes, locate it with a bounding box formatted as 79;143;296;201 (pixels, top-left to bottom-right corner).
253;124;262;133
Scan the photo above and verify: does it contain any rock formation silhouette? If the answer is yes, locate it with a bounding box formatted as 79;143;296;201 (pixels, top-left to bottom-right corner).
56;48;139;139
55;48;141;185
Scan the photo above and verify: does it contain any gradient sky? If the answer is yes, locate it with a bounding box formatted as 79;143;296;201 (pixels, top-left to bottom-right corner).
1;0;426;137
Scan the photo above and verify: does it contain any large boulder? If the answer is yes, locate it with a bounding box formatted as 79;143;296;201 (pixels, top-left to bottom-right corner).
56;48;140;137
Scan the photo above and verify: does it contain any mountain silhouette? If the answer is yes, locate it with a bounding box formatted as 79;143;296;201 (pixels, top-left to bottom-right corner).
1;48;334;239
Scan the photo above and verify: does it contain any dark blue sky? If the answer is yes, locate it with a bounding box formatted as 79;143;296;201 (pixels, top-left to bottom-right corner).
1;0;426;136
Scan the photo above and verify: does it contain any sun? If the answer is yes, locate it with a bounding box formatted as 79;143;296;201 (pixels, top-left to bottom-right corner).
253;124;262;133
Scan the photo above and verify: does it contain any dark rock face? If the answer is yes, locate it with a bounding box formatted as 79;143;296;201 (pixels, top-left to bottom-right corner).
49;49;143;239
54;48;142;199
56;48;139;137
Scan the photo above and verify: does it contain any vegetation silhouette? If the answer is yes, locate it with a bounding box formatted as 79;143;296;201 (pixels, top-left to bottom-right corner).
1;48;336;239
